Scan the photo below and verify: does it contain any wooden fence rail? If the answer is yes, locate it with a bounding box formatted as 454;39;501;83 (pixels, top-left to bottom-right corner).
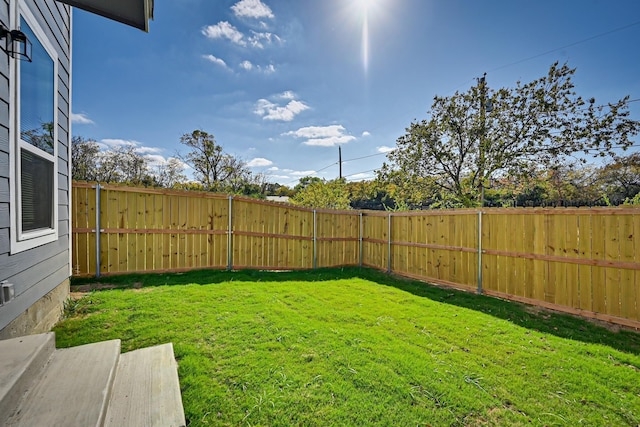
71;182;640;329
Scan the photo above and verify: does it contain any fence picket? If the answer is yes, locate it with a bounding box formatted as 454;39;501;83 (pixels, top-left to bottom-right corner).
591;215;607;315
605;215;622;318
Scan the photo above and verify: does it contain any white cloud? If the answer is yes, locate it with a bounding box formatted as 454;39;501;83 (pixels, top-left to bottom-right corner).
269;174;291;181
100;138;139;149
143;154;168;167
254;99;309;121
285;125;356;147
240;61;276;73
202;22;246;46
290;170;316;176
247;157;274;167
268;166;280;171
71;113;94;125
248;31;281;48
99;140;190;171
362;131;371;137
202;54;228;68
100;139;161;156
135;146;163;154
239;60;254;70
262;64;276;74
278;91;296;100
147;156;190;170
346;172;374;181
377;145;396;153
231;0;274;19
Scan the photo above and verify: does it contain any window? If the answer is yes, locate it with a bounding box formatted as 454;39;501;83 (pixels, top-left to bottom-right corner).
10;5;59;253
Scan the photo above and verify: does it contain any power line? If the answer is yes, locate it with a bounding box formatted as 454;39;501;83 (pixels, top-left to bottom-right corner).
446;20;640;95
315;161;339;173
344;169;379;181
281;161;338;186
342;151;389;163
488;20;640;74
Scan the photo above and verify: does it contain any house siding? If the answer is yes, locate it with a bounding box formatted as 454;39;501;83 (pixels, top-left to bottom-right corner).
0;0;71;335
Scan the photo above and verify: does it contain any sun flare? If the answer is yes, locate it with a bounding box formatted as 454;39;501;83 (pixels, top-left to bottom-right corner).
353;0;388;75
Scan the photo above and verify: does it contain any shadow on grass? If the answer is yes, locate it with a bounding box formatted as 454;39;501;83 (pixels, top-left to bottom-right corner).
71;266;640;355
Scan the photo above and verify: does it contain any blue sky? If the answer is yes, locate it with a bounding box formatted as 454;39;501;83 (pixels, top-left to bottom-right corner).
71;0;640;186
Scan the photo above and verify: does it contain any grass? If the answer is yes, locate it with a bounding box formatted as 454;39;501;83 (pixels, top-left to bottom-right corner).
56;268;640;426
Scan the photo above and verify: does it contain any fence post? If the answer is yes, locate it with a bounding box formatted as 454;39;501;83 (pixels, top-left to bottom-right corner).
313;210;317;269
387;213;392;273
227;196;233;271
477;210;483;294
94;183;101;278
359;212;363;267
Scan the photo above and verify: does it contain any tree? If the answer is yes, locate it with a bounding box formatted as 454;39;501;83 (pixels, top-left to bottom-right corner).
346;180;395;210
598;153;640;205
263;182;294;197
179;130;252;192
95;146;153;185
71;136;100;181
291;179;351;210
154;158;187;188
71;135;154;185
380;62;640;207
293;176;323;193
22;122;55;154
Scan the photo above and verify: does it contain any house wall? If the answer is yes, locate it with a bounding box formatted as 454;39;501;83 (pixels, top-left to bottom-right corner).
0;0;71;337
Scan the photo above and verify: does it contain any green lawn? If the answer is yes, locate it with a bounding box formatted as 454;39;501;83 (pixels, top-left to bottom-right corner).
56;268;640;426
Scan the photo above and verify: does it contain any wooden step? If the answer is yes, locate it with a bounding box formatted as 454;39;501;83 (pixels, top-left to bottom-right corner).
4;339;121;427
105;343;186;427
0;333;56;425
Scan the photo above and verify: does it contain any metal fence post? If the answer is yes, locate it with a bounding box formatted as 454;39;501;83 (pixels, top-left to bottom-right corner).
359;212;363;267
477;210;483;294
387;213;392;273
313;210;317;269
94;183;101;278
227;196;233;271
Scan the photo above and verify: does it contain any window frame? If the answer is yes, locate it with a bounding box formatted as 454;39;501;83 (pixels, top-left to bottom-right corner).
9;2;60;253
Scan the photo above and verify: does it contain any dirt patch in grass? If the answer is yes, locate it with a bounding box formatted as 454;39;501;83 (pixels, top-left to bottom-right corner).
72;281;144;292
72;283;119;292
131;288;154;293
69;292;88;300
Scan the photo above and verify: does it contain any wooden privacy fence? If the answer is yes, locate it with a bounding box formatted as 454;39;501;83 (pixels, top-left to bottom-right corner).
72;182;640;329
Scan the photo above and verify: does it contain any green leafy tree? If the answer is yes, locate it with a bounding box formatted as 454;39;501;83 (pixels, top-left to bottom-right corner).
347;180;395;210
264;182;294;197
622;192;640;206
598;153;640;205
380;62;640;207
291;179;351;210
293;176;323;193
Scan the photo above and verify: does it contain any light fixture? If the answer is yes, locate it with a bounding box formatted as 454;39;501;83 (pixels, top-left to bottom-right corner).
0;24;32;61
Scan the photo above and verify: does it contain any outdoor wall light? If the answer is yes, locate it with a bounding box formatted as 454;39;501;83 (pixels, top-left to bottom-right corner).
0;24;32;61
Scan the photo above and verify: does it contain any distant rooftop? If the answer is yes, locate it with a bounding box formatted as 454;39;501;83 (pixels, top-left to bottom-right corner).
266;196;290;203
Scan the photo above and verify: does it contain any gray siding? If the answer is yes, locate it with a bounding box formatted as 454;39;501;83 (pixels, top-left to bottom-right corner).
0;0;71;331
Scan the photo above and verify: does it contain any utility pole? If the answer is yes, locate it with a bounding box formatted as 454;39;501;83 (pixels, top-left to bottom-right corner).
339;146;343;180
